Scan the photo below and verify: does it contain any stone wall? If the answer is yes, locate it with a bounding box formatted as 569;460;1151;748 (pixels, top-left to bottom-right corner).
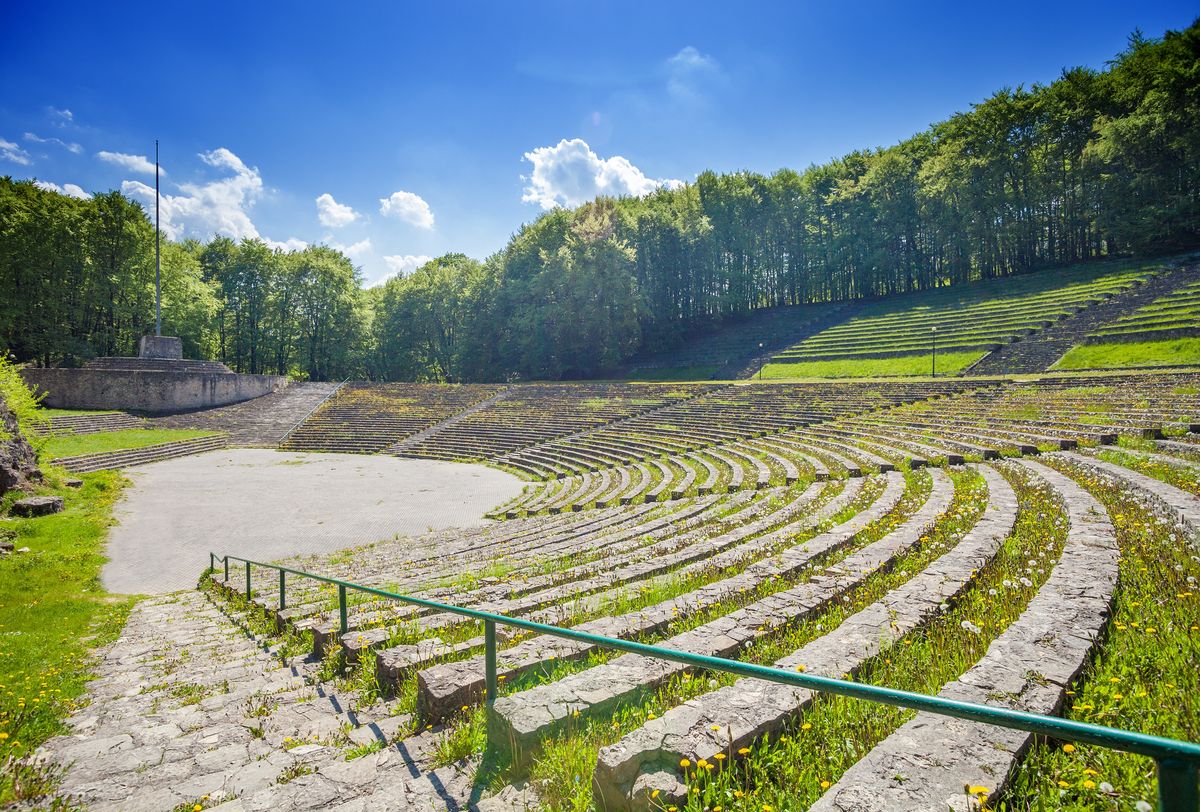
19;368;288;414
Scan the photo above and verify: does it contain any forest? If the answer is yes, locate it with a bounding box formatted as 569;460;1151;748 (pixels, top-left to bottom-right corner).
2;21;1197;382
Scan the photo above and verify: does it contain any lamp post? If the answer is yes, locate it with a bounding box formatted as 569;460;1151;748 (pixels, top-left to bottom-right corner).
758;342;765;380
931;327;937;378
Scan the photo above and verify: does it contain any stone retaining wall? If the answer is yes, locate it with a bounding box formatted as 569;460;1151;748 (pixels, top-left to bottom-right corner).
20;368;287;414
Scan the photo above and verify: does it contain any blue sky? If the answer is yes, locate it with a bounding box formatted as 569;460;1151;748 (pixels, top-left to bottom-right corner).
1;1;1195;285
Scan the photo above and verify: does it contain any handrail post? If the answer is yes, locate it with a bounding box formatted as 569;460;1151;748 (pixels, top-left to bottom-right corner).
244;561;251;600
338;585;348;635
209;552;214;573
223;557;228;582
279;569;286;611
484;620;497;702
1158;758;1199;812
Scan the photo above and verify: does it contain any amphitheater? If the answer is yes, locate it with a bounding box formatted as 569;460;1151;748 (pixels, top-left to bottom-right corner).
31;258;1200;811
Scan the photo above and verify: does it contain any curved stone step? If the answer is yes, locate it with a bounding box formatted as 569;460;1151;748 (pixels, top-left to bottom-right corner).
809;458;1118;811
487;470;947;770
593;464;1018;810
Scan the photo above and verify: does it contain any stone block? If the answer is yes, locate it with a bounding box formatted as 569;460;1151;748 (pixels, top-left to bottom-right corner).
138;334;183;360
11;495;64;517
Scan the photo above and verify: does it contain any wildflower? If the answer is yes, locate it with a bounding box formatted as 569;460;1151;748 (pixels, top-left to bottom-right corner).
697;759;709;769
1062;744;1075;753
679;758;691;768
1083;780;1096;789
801;722;812;731
738;747;751;755
711;725;722;731
820;780;831;789
713;753;726;761
1057;780;1068;788
968;785;989;796
795;664;806;672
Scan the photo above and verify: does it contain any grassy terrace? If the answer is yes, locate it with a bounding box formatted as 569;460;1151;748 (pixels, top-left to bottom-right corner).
39;427;216;460
765;260;1157;377
1089;276;1200;342
760;350;985;379
1056;337;1200;370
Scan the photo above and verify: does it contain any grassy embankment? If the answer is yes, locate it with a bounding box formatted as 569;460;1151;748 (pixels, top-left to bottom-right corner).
40;428;216;460
0;360;135;804
1054;337;1200;370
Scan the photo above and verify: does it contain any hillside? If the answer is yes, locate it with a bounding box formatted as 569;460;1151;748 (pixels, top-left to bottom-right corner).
757;260;1166;378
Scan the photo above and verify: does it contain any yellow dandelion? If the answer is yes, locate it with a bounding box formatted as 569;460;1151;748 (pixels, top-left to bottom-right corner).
802;722;812;731
1083;780;1096;789
738;747;751;755
679;758;691;768
714;753;726;761
820;780;831;789
1062;744;1075;753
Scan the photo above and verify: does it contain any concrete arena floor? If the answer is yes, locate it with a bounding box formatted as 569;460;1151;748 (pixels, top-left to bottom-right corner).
102;449;525;594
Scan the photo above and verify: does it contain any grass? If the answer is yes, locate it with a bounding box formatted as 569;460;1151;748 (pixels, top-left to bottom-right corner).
760;351;986;379
35;408;120;419
0;469;135;805
1054;338;1200;370
40;428;216;460
624;366;719;382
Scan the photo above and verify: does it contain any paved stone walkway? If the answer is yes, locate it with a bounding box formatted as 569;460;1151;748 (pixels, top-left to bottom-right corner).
104;449;524;594
38;591;536;811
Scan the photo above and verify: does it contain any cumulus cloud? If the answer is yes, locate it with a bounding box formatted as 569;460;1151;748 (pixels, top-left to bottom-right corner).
122;147;263;241
264;237;308;252
48;107;73;125
1;138;32;166
382;254;433;279
521;138;681;209
98;150;161;175
315;193;359;227
33;179;90;199
665;46;722;102
327;237;371;259
379;190;434;229
25;132;83;153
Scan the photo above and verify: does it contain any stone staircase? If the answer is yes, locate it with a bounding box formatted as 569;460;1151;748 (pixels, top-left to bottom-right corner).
46;411;143;435
388;386;513;454
968;265;1193;375
54;434;228;473
83;357;234;374
149;382;342;447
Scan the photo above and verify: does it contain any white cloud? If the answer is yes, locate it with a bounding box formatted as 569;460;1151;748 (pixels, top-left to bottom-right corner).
98;150;161;175
121;147;263;241
379;190;434;229
315;192;359;227
24;132;83;154
327;237;371;259
1;138;32;166
521;138;681;209
264;237;308;252
381;254;433;279
665;46;721;102
33;179;89;199
48;107;73;125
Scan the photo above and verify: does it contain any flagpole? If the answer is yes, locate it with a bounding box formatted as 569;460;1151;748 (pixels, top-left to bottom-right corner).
155;139;161;336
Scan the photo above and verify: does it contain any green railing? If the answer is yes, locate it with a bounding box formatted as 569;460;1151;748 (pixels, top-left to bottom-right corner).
209;552;1200;810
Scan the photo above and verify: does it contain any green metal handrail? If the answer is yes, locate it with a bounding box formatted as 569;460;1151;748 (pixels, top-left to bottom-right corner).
209;552;1200;809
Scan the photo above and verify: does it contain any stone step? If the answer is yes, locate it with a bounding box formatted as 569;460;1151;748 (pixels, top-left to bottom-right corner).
809;459;1118;809
593;464;1018;809
487;470;952;770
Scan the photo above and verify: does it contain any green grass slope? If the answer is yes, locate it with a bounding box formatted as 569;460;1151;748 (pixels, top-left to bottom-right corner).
767;261;1156;378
